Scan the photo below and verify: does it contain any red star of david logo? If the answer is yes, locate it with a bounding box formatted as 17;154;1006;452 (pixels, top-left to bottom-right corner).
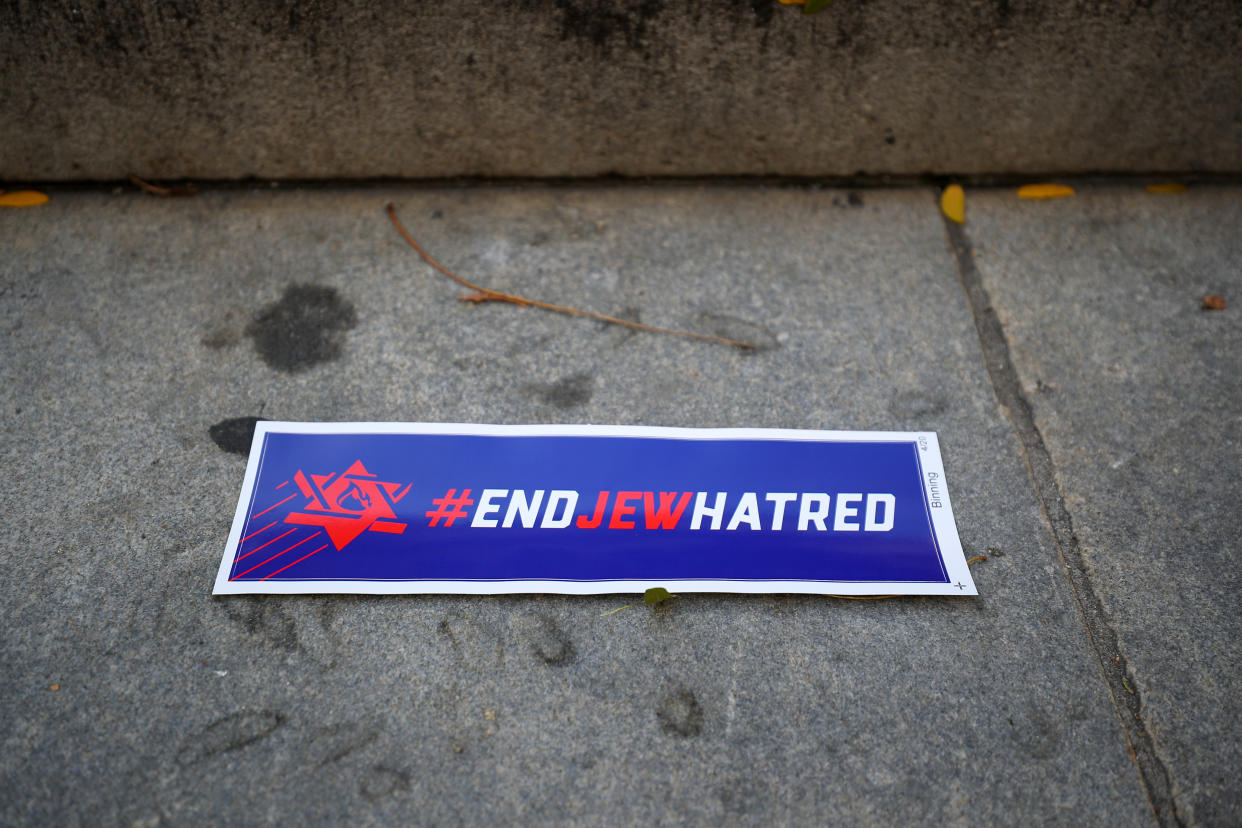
284;460;411;550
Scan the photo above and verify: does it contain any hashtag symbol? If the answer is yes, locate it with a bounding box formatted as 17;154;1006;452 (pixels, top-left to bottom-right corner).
426;488;473;527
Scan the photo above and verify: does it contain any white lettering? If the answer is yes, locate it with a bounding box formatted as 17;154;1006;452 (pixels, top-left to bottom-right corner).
540;490;579;529
726;492;762;531
765;492;796;530
468;489;894;532
798;493;831;531
833;493;862;531
691;491;727;530
864;493;895;531
502;489;545;528
471;489;508;528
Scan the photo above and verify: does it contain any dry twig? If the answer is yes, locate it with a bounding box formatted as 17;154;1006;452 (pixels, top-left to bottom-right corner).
386;203;755;349
129;175;198;197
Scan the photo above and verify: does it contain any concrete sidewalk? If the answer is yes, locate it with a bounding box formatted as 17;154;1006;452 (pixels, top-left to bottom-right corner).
0;183;1237;824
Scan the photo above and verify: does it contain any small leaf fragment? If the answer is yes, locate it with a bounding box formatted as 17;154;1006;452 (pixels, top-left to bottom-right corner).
803;0;834;14
644;587;673;605
1016;184;1075;200
941;184;966;224
777;0;806;5
1202;294;1227;311
1146;182;1187;195
0;190;49;208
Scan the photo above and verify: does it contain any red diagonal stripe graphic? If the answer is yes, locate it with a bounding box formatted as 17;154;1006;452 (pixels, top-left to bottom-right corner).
235;528;297;563
240;521;277;543
262;542;331;580
252;493;296;520
231;532;322;580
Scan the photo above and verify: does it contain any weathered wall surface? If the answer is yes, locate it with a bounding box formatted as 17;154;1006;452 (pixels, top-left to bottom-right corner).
2;0;1240;180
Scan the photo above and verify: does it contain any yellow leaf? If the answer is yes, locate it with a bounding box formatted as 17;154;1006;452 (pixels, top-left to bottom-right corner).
1017;184;1074;200
0;190;50;208
1146;182;1187;195
778;0;806;5
940;184;965;224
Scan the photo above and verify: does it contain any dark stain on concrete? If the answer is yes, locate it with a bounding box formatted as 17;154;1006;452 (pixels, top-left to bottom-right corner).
221;598;300;652
530;616;577;666
548;0;666;53
527;373;595;409
438;609;505;668
311;720;382;767
994;0;1013;26
201;328;239;350
246;284;357;373
209;416;267;456
360;766;411;801
689;311;779;354
1010;703;1061;760
887;390;948;421
656;687;703;738
747;0;775;27
177;710;285;765
848;191;864;207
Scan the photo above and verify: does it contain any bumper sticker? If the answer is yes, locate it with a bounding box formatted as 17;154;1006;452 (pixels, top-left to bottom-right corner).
213;423;975;596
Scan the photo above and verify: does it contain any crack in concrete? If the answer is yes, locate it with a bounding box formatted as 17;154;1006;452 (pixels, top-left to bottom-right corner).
940;211;1183;828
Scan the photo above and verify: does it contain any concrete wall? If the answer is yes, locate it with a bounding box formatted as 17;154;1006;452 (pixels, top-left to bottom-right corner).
2;0;1240;180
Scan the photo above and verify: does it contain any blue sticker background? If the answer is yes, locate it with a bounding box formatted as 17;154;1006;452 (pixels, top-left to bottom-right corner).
226;432;948;585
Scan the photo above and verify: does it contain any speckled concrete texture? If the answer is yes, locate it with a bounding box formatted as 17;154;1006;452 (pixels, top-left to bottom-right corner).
968;185;1242;826
2;0;1240;180
0;185;1157;823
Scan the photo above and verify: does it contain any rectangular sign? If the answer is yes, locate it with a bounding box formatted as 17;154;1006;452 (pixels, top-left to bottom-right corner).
213;423;975;596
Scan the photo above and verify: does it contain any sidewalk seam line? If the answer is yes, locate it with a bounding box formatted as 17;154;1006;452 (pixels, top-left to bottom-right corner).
940;212;1183;828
